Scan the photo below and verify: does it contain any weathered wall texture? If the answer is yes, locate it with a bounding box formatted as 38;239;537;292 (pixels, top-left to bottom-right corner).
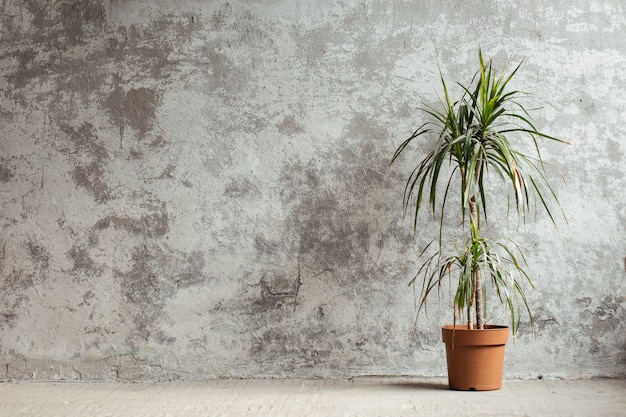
0;0;625;381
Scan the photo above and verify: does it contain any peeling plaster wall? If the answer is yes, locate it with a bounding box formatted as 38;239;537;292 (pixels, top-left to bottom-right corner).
0;0;625;381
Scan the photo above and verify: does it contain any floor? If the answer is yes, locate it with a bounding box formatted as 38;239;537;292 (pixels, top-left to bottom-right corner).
0;377;624;417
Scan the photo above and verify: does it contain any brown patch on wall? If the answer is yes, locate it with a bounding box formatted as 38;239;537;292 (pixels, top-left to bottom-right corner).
3;11;180;159
16;0;104;47
532;308;560;332
24;0;103;42
94;202;169;238
61;122;112;203
0;270;32;329
253;269;302;314
94;216;138;234
224;178;258;198
298;205;371;272
105;242;207;342
104;27;129;61
590;297;621;334
103;25;175;78
27;240;50;271
105;85;160;142
73;161;111;204
68;246;97;273
158;165;175;179
579;296;624;356
276;115;304;135
18;0;51;42
61;123;108;160
338;115;389;189
4;48;47;89
0;160;14;183
278;160;360;273
118;245;175;342
57;1;106;45
174;251;207;289
150;13;198;40
5;47;93;101
138;202;169;237
149;137;166;149
204;46;235;84
0;238;51;329
0;6;19;44
210;2;233;28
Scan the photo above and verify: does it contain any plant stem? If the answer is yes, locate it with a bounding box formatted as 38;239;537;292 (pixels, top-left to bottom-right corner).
469;152;485;330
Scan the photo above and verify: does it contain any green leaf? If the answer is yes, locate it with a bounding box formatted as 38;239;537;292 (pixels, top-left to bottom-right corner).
391;49;566;334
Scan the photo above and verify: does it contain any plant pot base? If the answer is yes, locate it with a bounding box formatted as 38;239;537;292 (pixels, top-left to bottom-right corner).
442;324;509;391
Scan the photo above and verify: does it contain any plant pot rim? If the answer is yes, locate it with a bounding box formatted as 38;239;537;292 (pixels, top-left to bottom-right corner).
442;324;509;331
442;324;509;346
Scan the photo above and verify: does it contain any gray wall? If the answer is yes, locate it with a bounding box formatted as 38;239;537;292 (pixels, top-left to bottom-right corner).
1;0;625;381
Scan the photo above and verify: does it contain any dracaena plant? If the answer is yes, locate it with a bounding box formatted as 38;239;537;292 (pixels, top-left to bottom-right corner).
391;50;566;334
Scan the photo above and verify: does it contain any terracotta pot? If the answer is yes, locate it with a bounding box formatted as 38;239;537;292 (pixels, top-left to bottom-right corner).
441;324;509;391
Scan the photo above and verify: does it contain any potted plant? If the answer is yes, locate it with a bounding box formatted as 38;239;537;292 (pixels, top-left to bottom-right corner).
391;50;566;390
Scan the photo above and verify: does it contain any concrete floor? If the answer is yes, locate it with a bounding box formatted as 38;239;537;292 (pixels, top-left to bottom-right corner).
0;378;624;417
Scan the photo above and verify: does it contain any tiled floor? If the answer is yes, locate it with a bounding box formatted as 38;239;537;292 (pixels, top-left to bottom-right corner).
0;377;624;416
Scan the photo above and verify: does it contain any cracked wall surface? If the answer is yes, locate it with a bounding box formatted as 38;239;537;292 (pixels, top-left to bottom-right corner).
0;0;625;381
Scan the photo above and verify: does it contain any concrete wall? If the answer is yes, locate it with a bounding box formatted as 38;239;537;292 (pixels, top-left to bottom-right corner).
0;0;624;381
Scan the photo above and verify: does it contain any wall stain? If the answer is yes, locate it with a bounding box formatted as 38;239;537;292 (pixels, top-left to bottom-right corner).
174;251;207;289
152;13;198;39
72;161;111;204
61;123;108;160
275;115;304;135
68;245;97;274
118;245;173;342
4;48;46;89
105;27;130;61
224;178;258;198
3;3;187;160
210;2;233;28
0;270;30;329
0;0;107;101
137;203;169;238
57;0;106;46
0;239;50;329
19;0;105;47
27;240;50;272
61;122;112;203
104;24;175;78
105;85;160;142
591;297;621;333
114;243;209;344
254;269;302;314
280;154;379;277
93;203;169;239
158;165;176;180
254;235;281;257
0;160;14;183
533;313;559;332
579;296;623;356
298;211;371;273
202;44;237;85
